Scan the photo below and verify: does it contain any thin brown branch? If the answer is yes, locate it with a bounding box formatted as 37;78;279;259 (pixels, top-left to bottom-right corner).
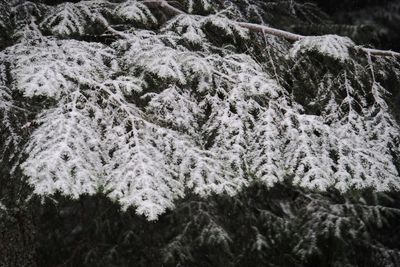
144;0;400;59
237;22;304;41
362;48;400;58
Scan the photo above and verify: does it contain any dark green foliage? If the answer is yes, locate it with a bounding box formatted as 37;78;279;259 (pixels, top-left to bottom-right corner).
0;208;36;267
19;184;400;267
302;0;400;51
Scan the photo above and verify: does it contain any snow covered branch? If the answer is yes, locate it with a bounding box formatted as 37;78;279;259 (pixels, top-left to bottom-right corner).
145;0;400;58
2;0;400;221
362;48;400;58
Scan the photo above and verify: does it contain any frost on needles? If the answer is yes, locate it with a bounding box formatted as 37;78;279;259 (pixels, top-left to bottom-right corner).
0;0;400;220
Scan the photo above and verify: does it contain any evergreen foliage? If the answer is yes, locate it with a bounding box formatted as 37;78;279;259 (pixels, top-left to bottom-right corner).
25;184;400;267
0;0;400;266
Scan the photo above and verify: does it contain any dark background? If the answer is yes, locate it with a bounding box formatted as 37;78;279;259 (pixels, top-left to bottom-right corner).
306;0;400;51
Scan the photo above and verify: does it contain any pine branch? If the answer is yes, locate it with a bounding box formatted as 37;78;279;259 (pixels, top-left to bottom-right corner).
143;0;184;16
144;0;400;58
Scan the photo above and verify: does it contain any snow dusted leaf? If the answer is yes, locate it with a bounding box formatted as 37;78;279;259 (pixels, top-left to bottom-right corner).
247;104;285;187
12;1;48;25
200;91;247;188
21;92;104;198
0;60;11;110
40;0;111;36
103;111;186;220
322;72;400;192
0;86;10;110
115;0;157;25
103;103;237;218
97;90;183;220
182;150;247;197
291;35;355;61
0;60;28;164
163;13;249;45
101;83;247;219
0;85;21;162
7;38;114;99
103;75;146;95
340;92;398;190
205;15;249;40
120;38;186;84
184;0;213;13
196;54;282;191
135;45;186;83
179;54;214;91
163;15;206;45
283;112;336;190
145;86;202;135
117;34;214;88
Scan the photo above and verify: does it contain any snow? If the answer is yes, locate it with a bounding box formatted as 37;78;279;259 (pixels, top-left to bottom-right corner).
0;0;399;220
291;35;355;61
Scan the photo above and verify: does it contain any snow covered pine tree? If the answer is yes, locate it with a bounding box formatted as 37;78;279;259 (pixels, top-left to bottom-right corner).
1;0;400;266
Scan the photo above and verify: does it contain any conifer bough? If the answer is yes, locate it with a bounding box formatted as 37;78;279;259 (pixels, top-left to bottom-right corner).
1;0;400;220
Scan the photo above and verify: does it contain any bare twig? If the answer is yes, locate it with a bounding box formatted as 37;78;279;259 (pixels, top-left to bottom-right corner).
237;22;304;41
362;48;400;58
